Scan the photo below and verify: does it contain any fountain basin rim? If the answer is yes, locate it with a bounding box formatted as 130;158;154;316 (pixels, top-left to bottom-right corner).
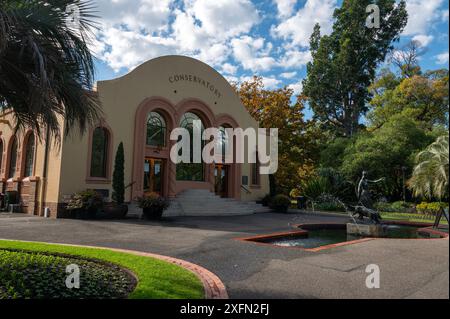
236;221;448;252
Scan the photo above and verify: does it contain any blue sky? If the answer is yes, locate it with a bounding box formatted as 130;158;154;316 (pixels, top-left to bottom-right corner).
92;0;449;97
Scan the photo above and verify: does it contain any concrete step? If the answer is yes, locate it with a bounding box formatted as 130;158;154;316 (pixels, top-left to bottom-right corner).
126;189;268;217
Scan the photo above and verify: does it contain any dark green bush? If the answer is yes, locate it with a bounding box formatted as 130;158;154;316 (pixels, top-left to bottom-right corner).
66;190;104;219
137;193;170;220
112;142;125;205
261;194;272;207
374;201;415;213
269;194;291;213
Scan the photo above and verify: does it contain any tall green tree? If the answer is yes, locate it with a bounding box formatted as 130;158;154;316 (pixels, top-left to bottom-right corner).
0;0;100;139
340;115;432;199
303;0;408;137
112;142;125;205
368;68;449;130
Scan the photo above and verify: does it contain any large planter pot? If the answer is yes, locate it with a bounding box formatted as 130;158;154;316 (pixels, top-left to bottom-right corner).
102;203;129;219
142;207;164;220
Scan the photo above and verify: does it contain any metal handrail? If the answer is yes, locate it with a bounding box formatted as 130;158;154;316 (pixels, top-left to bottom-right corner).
240;184;251;194
125;181;136;189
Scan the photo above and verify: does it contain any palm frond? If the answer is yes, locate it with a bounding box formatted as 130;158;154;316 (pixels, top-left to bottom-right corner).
0;0;102;141
408;135;449;200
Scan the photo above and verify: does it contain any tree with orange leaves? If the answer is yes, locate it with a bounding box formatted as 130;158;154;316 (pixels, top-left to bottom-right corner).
234;76;322;196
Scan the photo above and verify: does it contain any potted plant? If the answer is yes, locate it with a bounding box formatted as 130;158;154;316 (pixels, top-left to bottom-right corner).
137;193;169;220
269;194;291;213
66;189;104;219
104;142;128;219
260;194;272;207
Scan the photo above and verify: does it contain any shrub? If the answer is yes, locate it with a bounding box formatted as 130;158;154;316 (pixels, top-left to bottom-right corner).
112;142;125;205
390;201;415;212
261;194;272;207
374;201;415;213
269;194;291;213
315;194;346;212
137;193;169;220
66;190;104;219
416;202;448;217
300;176;330;202
315;202;346;212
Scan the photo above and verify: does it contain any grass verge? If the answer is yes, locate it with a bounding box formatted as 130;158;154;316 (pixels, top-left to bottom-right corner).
0;240;204;299
380;212;448;225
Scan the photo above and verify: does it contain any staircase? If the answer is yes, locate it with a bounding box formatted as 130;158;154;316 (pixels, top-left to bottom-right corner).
128;189;269;218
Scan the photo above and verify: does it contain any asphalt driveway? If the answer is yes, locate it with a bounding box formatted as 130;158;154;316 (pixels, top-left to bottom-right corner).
0;212;448;299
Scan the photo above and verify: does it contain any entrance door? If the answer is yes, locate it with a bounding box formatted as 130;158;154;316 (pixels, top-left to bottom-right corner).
144;158;164;195
214;164;228;197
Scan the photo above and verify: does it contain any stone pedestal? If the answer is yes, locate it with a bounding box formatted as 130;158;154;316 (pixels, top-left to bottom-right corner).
347;223;386;237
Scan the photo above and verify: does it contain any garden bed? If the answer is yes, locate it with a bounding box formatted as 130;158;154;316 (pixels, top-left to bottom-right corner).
0;240;204;299
0;249;136;299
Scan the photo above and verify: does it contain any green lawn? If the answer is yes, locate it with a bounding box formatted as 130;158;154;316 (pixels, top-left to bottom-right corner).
380;212;448;225
0;240;204;299
295;206;448;225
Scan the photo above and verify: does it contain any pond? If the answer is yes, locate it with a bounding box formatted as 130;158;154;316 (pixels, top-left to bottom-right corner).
249;223;446;249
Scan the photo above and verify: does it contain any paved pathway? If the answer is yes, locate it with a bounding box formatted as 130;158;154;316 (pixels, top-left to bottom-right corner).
0;212;448;299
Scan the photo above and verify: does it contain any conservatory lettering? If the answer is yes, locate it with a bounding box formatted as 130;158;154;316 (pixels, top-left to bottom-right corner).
169;74;222;99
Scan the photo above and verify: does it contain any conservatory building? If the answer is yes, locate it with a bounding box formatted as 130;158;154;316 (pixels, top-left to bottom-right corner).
0;56;270;218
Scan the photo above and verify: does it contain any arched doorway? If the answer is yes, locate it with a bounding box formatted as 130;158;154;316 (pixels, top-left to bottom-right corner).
132;97;177;200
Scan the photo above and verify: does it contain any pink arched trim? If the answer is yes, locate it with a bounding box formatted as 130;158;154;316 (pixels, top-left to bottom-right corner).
0;133;5;180
85;120;114;184
131;97;242;201
20;130;37;178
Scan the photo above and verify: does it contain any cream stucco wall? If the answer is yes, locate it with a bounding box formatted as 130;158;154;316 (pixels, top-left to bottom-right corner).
0;111;63;211
59;56;269;202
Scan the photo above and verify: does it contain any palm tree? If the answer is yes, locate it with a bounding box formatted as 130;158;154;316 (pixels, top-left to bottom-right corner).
408;135;449;200
0;0;101;140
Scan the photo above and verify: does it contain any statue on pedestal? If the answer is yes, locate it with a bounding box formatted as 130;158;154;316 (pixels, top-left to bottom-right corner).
352;171;385;224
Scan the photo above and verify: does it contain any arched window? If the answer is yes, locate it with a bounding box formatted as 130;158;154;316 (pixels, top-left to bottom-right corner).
24;133;35;177
176;112;205;181
90;127;109;178
218;126;230;163
8;136;18;179
146;112;166;147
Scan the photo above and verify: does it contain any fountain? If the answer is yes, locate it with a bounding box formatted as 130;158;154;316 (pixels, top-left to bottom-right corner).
344;171;387;237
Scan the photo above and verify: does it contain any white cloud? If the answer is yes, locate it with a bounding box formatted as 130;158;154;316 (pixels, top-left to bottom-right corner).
261;76;282;89
185;0;259;39
435;52;449;64
221;63;238;75
412;34;434;47
278;50;311;68
280;71;297;79
274;0;297;18
403;0;445;35
239;75;282;89
95;0;173;32
100;28;177;72
272;0;337;47
94;0;259;72
288;82;303;95
441;10;449;22
231;36;277;72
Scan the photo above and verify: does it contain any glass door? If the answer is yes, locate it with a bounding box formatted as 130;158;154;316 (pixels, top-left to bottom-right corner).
144;158;164;195
214;164;228;197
